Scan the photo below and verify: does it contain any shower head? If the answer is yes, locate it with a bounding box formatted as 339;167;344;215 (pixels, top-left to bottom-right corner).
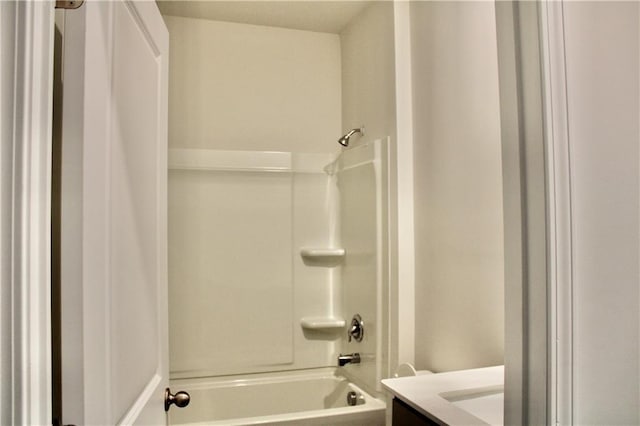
338;127;364;147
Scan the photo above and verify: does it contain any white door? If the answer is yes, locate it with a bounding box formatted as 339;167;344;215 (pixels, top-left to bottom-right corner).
59;1;171;424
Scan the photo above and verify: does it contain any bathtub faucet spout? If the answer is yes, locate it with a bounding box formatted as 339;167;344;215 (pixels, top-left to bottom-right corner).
338;353;361;367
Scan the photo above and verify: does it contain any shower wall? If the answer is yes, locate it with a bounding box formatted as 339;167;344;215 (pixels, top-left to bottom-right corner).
334;139;390;395
163;15;343;378
168;151;339;377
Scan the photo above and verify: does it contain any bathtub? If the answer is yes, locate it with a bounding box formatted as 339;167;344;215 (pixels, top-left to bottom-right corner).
169;369;386;425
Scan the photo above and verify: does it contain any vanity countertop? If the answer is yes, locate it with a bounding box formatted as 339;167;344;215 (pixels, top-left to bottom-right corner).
381;365;504;426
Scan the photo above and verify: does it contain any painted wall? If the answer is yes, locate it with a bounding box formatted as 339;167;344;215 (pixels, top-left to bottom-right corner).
340;2;397;149
410;1;505;372
339;2;397;390
562;2;639;423
164;15;341;153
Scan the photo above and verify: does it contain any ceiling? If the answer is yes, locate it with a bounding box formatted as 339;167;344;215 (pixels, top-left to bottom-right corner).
156;1;372;34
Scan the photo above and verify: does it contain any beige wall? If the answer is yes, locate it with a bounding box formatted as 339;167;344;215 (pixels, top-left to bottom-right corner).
164;15;341;153
410;1;505;372
340;2;397;148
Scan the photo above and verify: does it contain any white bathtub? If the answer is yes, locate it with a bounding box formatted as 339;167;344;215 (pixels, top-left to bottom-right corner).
169;369;386;426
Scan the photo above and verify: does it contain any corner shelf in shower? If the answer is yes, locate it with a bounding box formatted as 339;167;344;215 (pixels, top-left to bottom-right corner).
300;248;345;261
300;317;346;330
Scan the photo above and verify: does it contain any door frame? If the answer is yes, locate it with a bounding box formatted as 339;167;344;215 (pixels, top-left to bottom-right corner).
0;0;55;425
495;1;573;424
495;2;549;423
539;1;573;423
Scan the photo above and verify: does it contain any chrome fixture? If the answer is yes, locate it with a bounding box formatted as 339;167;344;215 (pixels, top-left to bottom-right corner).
164;388;191;412
348;314;364;342
338;352;361;366
55;0;84;9
338;127;364;147
347;391;359;406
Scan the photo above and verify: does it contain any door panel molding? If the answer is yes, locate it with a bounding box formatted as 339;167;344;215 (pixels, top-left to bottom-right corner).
59;1;169;424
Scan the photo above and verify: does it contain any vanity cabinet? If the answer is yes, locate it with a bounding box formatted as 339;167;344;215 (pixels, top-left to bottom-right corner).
392;398;441;426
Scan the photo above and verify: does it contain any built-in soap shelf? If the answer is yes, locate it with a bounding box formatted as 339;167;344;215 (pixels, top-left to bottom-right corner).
300;317;346;330
300;248;345;264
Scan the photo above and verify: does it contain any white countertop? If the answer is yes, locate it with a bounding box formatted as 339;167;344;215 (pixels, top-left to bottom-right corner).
381;365;504;425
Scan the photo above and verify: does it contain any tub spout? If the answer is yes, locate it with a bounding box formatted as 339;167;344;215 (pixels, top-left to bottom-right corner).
338;353;361;367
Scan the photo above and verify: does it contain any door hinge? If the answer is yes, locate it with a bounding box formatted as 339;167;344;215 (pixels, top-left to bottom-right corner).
55;0;84;9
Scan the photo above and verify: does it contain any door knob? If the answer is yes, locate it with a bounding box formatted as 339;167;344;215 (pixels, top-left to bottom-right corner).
164;388;190;411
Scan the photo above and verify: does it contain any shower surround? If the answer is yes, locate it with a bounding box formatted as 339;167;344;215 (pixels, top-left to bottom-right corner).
168;149;340;378
167;139;390;424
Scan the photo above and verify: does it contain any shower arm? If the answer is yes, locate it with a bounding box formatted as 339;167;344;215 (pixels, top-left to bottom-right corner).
338;127;365;147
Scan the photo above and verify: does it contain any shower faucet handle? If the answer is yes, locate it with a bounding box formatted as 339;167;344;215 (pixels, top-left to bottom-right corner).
348;314;364;342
